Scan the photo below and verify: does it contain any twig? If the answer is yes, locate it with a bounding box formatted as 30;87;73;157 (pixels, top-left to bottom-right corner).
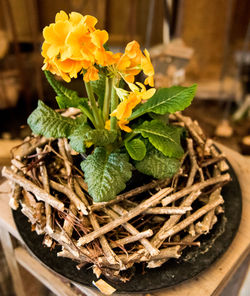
98;246;181;266
200;155;226;168
175;113;205;146
77;187;173;247
37;147;53;234
2;167;64;211
48;179;88;215
151;191;201;249
161;173;230;206
108;205;159;256
162;241;200;246
144;206;192;215
58;139;72;177
210;145;229;172
19;136;49;158
110;229;153;248
159;196;224;241
9;171;23;210
73;179;122;267
91;178;171;211
104;207;157;257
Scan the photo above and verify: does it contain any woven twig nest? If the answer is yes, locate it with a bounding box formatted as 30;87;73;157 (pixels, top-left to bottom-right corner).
3;113;231;283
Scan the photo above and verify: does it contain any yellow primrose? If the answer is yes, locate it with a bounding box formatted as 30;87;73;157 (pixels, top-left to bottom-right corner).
43;20;72;59
141;49;155;87
105;120;111;130
111;92;141;121
128;82;156;100
55;10;68;22
83;66;99;82
118;119;132;133
66;23;95;61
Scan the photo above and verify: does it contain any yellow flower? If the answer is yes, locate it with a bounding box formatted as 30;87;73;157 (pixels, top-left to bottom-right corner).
66;23;95;61
128;82;156;100
125;40;142;64
43;19;71;59
118;119;132;133
115;41;155;85
42;11;111;82
105;120;111;130
141;49;154;87
91;29;108;48
83;66;99;82
55;10;68;22
111;93;141;120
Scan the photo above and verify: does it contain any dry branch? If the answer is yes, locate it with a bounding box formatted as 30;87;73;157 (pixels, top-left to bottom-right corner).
104;207;159;256
159;195;224;241
145;206;192;215
77;187;173;247
48;179;88;215
91;178;170;211
110;229;153;248
37;147;53;235
2;167;64;211
161;173;230;206
151;191;201;249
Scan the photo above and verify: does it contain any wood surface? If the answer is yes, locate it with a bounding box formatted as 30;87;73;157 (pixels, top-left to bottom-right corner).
15;247;79;296
0;229;25;296
0;143;249;296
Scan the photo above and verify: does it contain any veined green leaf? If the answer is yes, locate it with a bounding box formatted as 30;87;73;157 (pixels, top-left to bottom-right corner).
81;148;132;202
125;138;146;161
45;71;93;122
135;120;184;158
56;95;89;109
90;73;106;109
135;149;180;179
84;129;117;146
68;123;92;153
130;84;197;120
45;71;83;108
27;100;76;138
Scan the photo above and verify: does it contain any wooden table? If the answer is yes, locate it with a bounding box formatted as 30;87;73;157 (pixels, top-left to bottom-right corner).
0;143;249;296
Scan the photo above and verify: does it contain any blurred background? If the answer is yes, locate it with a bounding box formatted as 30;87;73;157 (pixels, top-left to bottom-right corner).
0;0;249;156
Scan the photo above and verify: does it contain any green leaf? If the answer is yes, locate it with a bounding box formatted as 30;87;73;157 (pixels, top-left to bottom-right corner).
84;129;117;146
149;112;169;124
81;148;132;202
129;84;197;120
27;100;76;138
125;138;146;161
90;73;106;109
45;71;83;108
68;123;92;153
56;95;89;109
135;120;184;158
135;149;180;179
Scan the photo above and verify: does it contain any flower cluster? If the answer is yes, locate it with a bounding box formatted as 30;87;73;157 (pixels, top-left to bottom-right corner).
42;11;154;87
42;10;113;82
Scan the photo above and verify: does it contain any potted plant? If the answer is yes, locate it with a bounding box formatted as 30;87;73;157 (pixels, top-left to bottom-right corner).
3;11;236;294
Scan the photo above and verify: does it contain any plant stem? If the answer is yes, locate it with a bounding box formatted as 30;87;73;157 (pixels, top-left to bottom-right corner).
78;105;95;126
84;81;103;128
110;77;119;130
124;131;136;143
103;77;113;122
